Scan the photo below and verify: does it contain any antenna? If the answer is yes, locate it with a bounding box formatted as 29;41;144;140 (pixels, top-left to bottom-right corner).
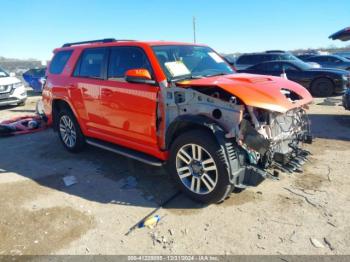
193;16;197;43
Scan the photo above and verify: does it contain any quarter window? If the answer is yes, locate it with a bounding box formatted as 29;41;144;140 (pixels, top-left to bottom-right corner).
49;50;73;75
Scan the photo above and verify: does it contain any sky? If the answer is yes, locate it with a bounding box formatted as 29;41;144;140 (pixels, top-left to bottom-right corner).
0;0;349;60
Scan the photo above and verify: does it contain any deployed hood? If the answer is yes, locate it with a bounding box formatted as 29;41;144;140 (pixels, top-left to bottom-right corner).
0;76;21;86
177;74;313;113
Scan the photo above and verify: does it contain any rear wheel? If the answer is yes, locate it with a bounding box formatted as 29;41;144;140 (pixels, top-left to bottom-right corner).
311;78;334;97
168;129;233;204
57;108;85;152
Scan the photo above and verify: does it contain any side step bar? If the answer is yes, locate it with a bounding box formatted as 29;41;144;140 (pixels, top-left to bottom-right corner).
86;138;164;167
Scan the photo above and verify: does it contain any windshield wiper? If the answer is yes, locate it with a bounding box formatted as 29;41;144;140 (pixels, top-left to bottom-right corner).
171;74;203;83
204;72;228;77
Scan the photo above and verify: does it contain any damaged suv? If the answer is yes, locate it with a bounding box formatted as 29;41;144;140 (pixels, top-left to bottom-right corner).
42;39;313;203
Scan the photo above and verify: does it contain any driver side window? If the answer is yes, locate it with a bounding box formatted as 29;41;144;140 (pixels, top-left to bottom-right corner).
108;47;153;80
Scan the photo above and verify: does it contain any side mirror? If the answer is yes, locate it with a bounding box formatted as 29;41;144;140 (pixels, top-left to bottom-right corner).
9;72;16;77
125;69;156;85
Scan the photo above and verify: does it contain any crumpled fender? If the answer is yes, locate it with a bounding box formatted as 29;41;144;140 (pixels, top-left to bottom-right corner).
177;73;313;113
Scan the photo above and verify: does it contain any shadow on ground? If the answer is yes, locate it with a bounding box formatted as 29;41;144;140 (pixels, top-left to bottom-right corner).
0;130;203;211
309;113;350;141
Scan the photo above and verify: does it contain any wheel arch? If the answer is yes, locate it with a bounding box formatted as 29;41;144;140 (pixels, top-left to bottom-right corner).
165;114;226;150
52;99;77;132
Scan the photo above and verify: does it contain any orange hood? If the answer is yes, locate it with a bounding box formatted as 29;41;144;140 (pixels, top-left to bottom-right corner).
177;73;313;113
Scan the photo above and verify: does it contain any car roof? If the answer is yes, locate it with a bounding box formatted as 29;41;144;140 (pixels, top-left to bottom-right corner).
54;39;207;52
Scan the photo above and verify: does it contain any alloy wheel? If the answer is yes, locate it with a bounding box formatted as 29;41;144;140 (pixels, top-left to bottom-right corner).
175;144;218;195
59;115;77;148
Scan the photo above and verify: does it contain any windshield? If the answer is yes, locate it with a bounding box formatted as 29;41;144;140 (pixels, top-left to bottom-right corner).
152;45;234;81
0;67;9;78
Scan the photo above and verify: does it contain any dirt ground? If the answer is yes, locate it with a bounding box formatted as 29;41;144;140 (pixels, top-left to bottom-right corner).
0;91;349;255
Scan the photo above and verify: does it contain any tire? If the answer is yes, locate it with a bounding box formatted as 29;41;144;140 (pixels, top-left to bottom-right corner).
57;107;85;153
168;129;233;204
310;78;334;97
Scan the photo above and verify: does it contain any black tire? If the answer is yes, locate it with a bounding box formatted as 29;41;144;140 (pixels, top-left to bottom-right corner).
57;107;85;153
168;129;233;204
310;78;334;97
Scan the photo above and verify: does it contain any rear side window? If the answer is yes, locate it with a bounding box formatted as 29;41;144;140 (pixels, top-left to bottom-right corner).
74;48;107;79
108;46;153;79
50;50;73;74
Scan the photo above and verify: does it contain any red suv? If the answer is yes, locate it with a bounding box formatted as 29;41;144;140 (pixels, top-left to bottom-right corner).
42;39;313;203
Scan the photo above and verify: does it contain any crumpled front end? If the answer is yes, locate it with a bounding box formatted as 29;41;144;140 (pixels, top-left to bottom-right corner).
164;74;314;186
236;106;312;174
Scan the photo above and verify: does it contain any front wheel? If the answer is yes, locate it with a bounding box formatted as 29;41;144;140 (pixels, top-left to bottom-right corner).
168;129;233;204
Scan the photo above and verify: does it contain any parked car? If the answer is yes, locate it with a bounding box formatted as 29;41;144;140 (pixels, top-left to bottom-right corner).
0;67;27;107
334;52;350;60
238;60;350;97
305;55;350;71
297;54;316;61
235;52;319;70
22;67;47;92
42;38;313;203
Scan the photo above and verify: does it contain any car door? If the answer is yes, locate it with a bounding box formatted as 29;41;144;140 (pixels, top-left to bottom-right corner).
99;46;159;149
72;48;108;133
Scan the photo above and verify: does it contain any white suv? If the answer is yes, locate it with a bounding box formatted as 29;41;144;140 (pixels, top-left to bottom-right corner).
0;67;27;107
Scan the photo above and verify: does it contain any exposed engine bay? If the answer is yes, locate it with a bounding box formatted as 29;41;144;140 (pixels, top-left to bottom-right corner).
158;80;313;187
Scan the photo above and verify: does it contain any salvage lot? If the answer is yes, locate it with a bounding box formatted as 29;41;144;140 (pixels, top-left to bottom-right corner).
0;92;350;255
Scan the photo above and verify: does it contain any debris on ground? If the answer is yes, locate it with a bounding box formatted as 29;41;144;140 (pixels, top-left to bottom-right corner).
168;229;174;236
289;231;297;243
121;176;138;189
324;237;335;251
310;238;325;248
284;187;318;208
0;114;48;137
62;176;78;187
138;215;161;229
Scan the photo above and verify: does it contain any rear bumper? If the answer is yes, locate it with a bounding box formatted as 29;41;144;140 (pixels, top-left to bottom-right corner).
0;85;27;106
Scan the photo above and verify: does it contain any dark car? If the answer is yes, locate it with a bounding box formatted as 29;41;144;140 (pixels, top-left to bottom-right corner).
334;52;350;60
234;52;301;70
297;54;316;61
22;68;46;92
305;55;350;71
238;60;350;97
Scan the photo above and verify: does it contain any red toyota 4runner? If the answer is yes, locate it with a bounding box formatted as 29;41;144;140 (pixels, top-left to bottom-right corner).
42;39;313;203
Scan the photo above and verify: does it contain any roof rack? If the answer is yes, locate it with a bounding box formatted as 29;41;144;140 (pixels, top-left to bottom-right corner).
62;38;135;48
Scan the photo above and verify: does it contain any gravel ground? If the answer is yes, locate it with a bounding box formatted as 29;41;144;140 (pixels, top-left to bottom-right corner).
0;92;349;255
